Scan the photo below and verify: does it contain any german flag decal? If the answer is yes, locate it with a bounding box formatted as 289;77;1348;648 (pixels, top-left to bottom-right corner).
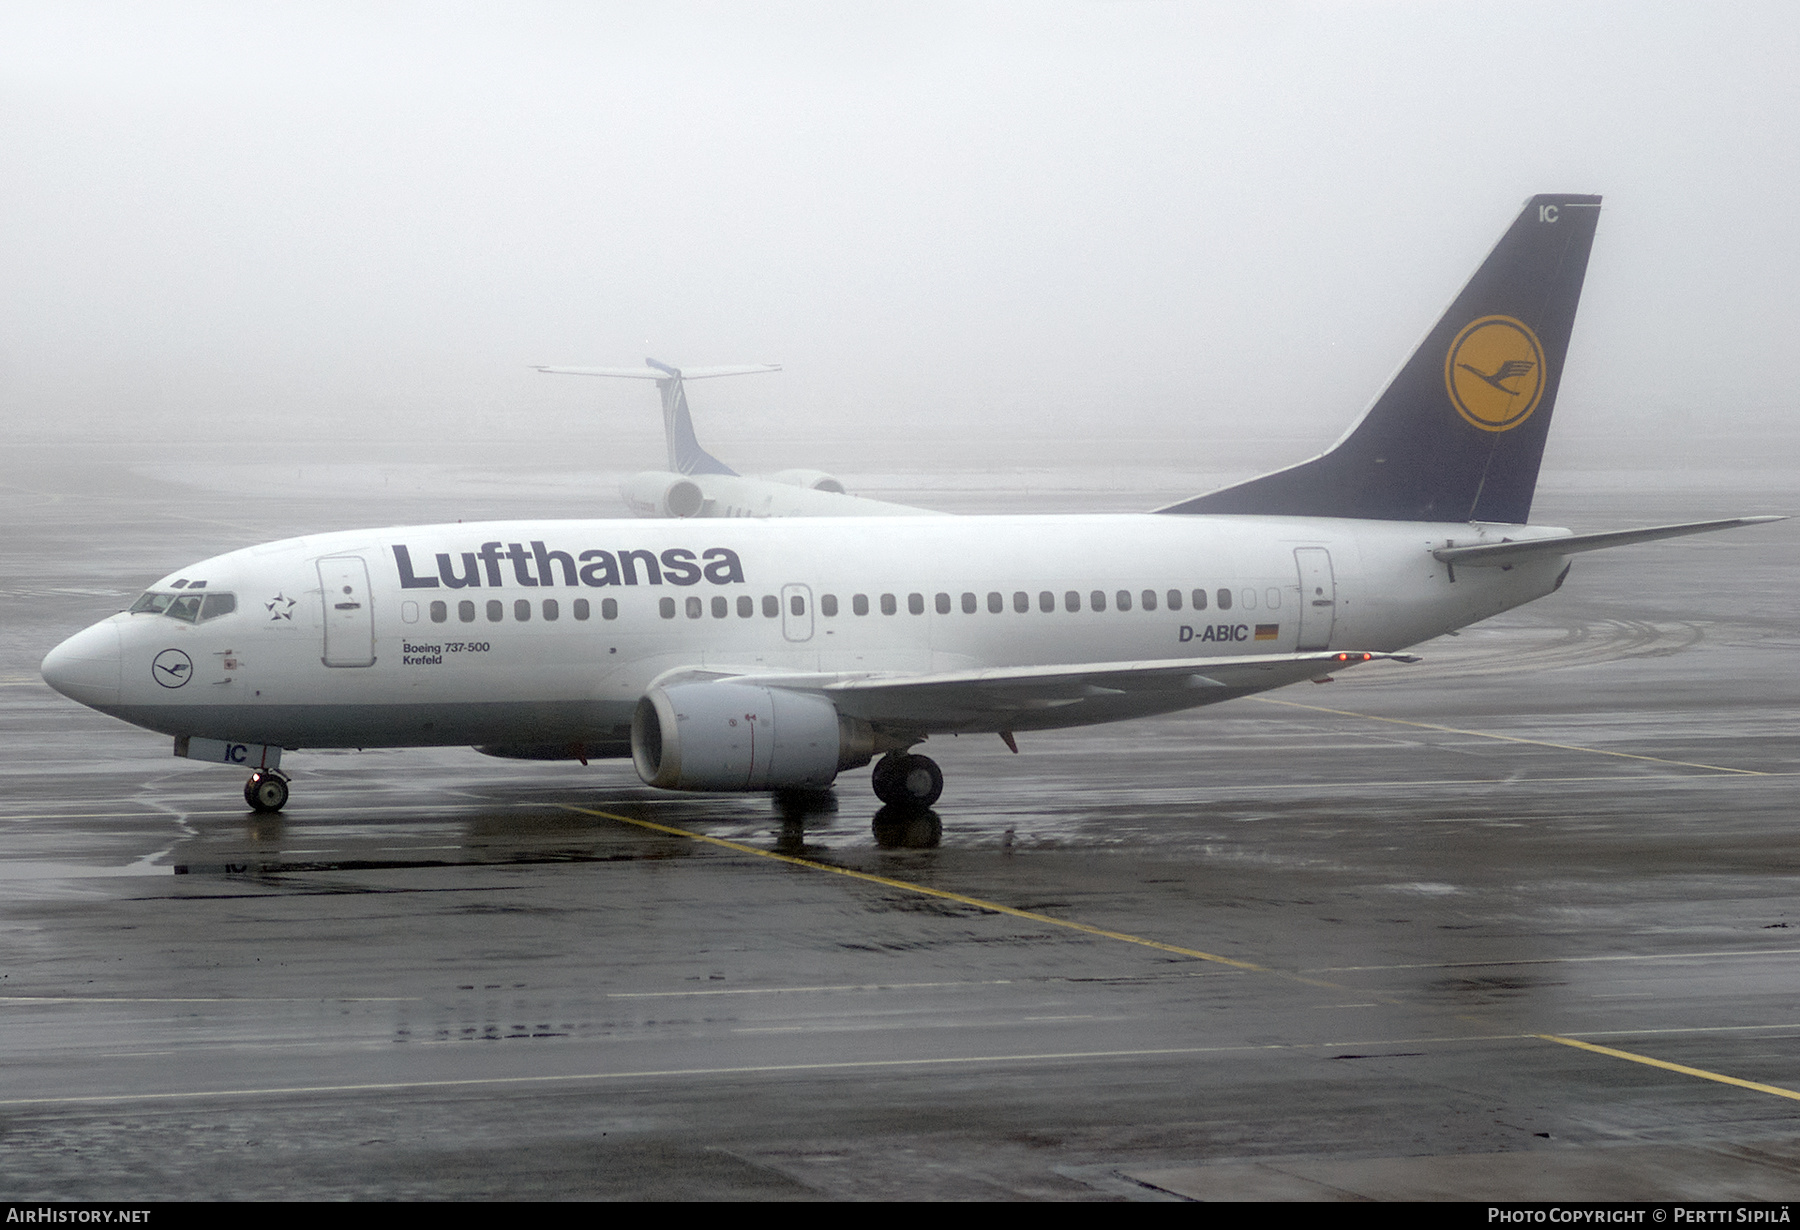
1254;624;1280;641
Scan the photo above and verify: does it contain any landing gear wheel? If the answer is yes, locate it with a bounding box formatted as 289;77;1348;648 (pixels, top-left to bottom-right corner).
245;771;289;813
871;753;904;804
871;752;942;807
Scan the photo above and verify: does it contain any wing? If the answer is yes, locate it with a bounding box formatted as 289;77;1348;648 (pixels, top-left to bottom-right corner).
654;650;1419;735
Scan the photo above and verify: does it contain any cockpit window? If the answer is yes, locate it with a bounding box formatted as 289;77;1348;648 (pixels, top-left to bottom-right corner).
129;591;237;622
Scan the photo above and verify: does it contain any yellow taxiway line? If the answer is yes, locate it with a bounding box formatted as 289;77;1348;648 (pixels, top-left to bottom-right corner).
559;803;1800;1108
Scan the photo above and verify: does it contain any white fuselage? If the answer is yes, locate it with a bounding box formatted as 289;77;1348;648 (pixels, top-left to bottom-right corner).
43;513;1571;753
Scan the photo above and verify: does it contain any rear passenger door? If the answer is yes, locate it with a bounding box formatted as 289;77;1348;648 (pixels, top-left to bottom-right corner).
1293;548;1336;651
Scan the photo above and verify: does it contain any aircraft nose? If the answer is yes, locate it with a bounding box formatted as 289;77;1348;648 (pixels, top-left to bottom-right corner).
41;621;122;708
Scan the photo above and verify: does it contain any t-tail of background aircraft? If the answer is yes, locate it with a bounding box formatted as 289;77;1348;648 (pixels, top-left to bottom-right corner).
533;358;937;519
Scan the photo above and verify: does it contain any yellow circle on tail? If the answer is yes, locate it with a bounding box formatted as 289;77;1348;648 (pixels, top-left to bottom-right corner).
1445;315;1545;432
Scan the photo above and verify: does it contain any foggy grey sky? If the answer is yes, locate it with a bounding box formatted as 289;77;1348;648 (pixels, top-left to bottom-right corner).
3;2;1797;472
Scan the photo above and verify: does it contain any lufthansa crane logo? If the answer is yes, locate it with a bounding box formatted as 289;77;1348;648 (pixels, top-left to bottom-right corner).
1445;315;1546;432
152;649;193;689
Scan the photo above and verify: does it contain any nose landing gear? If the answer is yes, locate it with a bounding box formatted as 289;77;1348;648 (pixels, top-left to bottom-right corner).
245;770;290;813
871;751;943;807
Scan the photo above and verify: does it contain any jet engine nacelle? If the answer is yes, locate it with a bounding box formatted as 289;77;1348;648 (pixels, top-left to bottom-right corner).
620;471;706;519
766;468;847;494
632;681;874;791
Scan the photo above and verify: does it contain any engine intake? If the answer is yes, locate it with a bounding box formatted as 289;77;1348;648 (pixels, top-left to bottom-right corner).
632;681;874;791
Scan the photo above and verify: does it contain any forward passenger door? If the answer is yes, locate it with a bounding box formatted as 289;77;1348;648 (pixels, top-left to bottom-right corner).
318;556;376;667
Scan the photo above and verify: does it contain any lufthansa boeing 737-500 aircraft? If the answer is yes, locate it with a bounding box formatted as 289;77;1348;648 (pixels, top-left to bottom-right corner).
40;195;1780;814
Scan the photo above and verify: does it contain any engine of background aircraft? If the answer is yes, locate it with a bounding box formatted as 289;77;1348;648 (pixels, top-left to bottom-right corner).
620;471;707;518
766;469;847;493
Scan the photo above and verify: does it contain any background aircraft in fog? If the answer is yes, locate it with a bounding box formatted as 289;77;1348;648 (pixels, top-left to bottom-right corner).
536;358;935;520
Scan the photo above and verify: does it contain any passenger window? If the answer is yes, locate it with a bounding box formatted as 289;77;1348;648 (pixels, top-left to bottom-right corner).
1064;591;1080;612
1266;588;1280;609
987;592;1002;614
574;599;590;620
1116;590;1132;612
601;598;618;620
821;594;838;617
1090;590;1106;612
960;592;975;614
459;600;476;623
935;593;951;615
909;593;924;615
1141;589;1157;611
543;599;559;621
1040;591;1055;613
487;600;504;622
881;593;897;615
1168;589;1183;611
762;595;779;618
659;597;676;619
430;600;447;623
853;593;870;616
1216;589;1230;611
712;596;728;618
790;594;806;616
738;595;754;617
1013;591;1029;614
1241;588;1256;610
687;596;703;619
514;599;531;621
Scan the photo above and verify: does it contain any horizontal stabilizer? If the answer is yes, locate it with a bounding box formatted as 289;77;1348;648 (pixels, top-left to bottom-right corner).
535;363;781;380
1432;516;1784;567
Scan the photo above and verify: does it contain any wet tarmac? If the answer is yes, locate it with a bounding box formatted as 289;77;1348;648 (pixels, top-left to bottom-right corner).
2;447;1797;1200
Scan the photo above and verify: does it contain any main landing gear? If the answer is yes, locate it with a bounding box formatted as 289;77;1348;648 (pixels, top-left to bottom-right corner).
245;770;290;813
870;751;943;807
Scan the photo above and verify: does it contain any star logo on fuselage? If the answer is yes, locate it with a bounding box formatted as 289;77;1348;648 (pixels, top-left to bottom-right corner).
266;593;297;621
